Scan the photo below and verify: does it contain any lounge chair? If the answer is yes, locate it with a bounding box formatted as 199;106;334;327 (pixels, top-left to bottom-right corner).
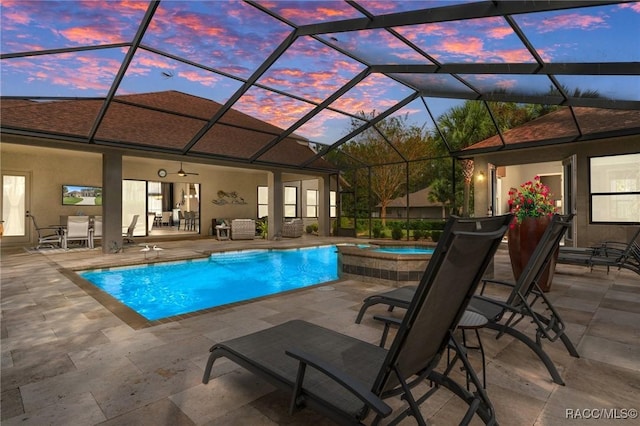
557;227;640;275
356;214;579;386
202;214;511;425
122;214;139;244
26;212;62;249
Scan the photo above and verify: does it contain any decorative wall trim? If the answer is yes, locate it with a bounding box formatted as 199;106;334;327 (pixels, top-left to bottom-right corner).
212;190;246;205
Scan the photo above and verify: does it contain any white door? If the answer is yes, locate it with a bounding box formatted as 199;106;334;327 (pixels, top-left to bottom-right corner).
1;171;30;245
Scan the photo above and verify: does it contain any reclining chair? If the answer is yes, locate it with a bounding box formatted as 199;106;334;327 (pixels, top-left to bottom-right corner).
356;214;579;386
202;214;510;425
558;226;640;275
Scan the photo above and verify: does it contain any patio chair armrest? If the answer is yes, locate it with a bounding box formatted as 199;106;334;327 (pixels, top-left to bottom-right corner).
372;315;402;347
373;315;402;326
472;294;514;312
285;347;392;418
44;225;64;233
479;278;515;294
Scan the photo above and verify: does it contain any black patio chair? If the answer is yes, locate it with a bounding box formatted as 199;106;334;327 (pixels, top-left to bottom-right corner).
202;214;511;425
558;226;640;275
468;214;578;385
356;214;579;386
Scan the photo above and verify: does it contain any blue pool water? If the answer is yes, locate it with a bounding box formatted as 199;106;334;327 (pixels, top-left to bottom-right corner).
372;247;434;254
79;245;338;321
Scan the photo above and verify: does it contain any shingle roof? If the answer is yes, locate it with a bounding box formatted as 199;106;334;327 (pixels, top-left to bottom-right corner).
1;91;337;172
463;107;640;153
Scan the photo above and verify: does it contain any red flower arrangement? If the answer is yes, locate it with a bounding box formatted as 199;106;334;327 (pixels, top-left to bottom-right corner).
508;175;557;226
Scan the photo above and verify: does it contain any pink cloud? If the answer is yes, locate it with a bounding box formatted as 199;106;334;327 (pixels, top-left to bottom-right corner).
396;24;459;43
492;48;534;62
487;26;513;40
273;4;355;23
59;27;123;44
13;54;118;93
180;70;220;87
233;89;315;129
2;10;31;26
440;37;484;56
619;3;640;13
536;13;608;33
297;110;348;140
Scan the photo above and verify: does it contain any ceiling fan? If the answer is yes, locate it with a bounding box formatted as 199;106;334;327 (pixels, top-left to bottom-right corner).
168;162;199;177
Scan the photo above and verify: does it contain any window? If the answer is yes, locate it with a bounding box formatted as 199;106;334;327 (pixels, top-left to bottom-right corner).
257;186;268;218
306;189;318;217
147;181;162;215
284;186;297;218
590;153;640;223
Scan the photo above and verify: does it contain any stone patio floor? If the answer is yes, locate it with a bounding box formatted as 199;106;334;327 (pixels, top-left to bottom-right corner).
1;235;639;425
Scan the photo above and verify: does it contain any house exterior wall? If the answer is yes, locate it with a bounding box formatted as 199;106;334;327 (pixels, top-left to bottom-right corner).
472;134;640;247
1;142;271;246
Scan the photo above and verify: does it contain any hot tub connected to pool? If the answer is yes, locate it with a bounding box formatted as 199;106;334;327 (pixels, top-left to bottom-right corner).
336;242;436;287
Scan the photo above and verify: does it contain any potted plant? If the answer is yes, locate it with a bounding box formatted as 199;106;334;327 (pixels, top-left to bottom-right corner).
507;175;559;291
257;218;268;239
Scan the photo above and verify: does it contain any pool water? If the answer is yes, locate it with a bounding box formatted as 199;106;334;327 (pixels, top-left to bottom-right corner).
372;247;434;254
79;245;338;321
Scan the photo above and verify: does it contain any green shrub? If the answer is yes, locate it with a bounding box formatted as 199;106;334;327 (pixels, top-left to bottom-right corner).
372;224;383;238
305;224;314;234
412;229;423;240
391;226;403;240
431;230;442;242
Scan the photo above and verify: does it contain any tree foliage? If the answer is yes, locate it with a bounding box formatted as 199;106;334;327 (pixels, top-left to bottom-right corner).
336;112;434;223
329;95;577;222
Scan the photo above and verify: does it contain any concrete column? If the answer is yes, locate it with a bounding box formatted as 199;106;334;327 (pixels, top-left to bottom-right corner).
318;175;331;236
102;152;123;253
268;171;283;239
473;158;489;218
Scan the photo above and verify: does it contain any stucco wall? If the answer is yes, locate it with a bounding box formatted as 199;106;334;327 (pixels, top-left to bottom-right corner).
472;134;640;247
1;143;270;246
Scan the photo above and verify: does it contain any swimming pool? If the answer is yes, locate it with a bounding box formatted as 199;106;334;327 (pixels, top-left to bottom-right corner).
79;245;338;321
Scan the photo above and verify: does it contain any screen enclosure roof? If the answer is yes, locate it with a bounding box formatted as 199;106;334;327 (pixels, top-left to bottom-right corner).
1;1;639;172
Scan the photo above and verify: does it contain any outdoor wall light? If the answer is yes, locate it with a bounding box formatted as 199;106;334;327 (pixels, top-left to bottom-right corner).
477;171;485;182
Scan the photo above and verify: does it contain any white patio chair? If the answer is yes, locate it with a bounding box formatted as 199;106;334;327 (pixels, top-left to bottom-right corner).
63;216;91;249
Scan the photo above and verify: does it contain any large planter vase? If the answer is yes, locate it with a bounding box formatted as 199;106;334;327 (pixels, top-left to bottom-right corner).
507;216;558;292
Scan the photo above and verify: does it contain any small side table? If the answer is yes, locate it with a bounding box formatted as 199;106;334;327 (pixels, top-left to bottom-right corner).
215;225;230;240
446;310;488;390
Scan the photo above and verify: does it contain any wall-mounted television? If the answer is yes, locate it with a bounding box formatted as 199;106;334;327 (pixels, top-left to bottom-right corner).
62;185;103;206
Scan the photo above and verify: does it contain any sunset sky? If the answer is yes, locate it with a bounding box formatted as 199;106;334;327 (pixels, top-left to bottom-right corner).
1;1;639;145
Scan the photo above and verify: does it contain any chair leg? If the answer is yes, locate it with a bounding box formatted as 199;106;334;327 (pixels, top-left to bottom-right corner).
486;322;565;385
